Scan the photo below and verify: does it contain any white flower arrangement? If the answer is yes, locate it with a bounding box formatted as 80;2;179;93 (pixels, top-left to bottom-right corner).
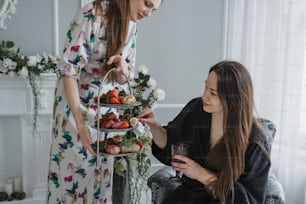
113;65;166;204
0;41;59;77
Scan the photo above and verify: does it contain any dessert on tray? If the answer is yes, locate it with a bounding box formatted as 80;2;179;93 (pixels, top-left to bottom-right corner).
95;112;138;130
94;88;137;105
92;135;143;155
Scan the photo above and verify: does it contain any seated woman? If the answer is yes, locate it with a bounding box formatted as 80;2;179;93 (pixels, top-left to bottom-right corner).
138;60;271;204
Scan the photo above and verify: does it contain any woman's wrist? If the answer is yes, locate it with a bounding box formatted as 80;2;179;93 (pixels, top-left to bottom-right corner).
117;69;130;84
199;168;217;186
76;118;86;131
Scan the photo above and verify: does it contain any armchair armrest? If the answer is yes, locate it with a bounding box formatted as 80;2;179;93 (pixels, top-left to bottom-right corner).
265;170;285;204
147;166;180;204
147;167;285;204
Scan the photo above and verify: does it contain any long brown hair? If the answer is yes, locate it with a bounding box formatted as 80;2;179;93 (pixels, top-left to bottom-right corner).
209;61;255;203
93;0;131;77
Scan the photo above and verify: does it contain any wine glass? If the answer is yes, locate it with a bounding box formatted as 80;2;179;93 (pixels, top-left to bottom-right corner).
169;143;189;182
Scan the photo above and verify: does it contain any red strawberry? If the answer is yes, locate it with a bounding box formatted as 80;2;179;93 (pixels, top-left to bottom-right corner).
110;97;120;104
107;112;120;122
93;96;98;103
103;119;115;128
108;89;119;98
136;141;143;149
118;121;129;129
111;121;124;129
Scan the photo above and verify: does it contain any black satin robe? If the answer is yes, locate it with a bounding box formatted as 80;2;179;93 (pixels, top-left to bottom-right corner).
152;97;271;204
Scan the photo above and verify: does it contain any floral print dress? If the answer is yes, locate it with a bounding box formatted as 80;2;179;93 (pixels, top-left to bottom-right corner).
47;2;137;204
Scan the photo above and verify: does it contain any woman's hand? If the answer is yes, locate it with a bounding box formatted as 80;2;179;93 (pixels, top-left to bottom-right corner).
137;108;168;149
172;155;217;187
137;108;159;127
107;55;129;83
77;124;96;155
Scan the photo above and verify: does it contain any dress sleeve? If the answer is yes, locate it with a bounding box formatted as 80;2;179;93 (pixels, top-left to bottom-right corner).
56;6;93;79
229;134;271;203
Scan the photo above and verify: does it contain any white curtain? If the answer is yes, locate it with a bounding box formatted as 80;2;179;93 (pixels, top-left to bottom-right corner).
223;0;306;203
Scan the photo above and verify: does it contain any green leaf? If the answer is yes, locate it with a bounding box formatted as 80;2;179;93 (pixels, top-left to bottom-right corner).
6;41;15;48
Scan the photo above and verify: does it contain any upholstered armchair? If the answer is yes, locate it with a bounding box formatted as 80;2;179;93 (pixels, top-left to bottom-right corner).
147;118;285;204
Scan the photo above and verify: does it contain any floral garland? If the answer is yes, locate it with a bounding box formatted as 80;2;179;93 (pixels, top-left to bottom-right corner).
113;65;165;204
0;40;59;134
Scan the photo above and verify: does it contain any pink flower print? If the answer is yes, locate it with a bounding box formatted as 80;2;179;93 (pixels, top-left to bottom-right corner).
94;168;99;177
64;175;73;182
78;188;87;199
92;68;99;75
70;45;80;52
103;169;109;178
90;104;98;111
80;83;89;90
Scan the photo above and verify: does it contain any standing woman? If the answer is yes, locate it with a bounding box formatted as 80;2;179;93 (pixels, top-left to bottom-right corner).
47;0;162;203
138;61;271;203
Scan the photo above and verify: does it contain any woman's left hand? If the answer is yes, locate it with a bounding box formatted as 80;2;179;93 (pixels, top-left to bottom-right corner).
107;55;129;83
172;155;217;186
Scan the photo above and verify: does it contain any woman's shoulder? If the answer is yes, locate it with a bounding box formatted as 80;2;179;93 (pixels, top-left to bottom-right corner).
79;1;108;19
184;97;203;110
79;1;95;13
249;120;271;153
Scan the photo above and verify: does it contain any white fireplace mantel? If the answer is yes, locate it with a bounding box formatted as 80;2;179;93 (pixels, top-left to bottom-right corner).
0;73;56;204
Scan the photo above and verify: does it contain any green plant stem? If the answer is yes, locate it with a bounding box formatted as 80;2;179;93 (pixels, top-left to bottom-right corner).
28;72;40;136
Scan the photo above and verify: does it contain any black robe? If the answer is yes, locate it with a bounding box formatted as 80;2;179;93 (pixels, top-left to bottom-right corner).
152;97;271;204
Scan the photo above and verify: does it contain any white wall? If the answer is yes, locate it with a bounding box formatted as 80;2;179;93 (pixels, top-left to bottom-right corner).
0;0;225;201
1;0;225;124
137;0;225;124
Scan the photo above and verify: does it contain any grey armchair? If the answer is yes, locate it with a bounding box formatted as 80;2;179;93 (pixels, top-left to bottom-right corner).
147;118;285;204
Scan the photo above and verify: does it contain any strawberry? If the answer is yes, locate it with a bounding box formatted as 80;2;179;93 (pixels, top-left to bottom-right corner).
93;96;99;103
110;97;120;104
107;112;120;121
103;119;115;128
136;141;143;149
118;95;124;103
118;120;129;129
108;89;119;98
99;117;106;126
111;121;124;129
99;93;108;103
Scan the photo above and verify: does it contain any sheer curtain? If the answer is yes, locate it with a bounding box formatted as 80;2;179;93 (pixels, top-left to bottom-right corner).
223;0;306;203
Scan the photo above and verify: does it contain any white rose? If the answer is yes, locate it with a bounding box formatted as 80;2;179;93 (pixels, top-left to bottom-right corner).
8;71;16;77
134;122;145;137
8;61;17;70
37;64;44;70
3;58;13;68
153;89;166;101
0;65;8;73
19;66;29;78
42;53;49;62
138;65;149;74
129;80;137;87
36;54;42;62
147;77;157;88
27;56;39;66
